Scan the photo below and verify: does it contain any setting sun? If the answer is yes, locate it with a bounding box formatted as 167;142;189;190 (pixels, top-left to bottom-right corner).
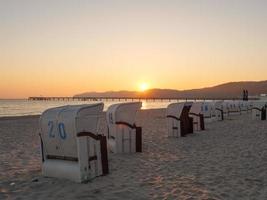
139;82;149;92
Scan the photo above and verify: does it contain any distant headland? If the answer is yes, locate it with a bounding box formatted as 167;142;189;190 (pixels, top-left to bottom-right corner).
74;80;267;99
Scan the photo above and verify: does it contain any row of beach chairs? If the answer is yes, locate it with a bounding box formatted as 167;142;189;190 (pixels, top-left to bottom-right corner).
167;100;267;137
38;100;267;183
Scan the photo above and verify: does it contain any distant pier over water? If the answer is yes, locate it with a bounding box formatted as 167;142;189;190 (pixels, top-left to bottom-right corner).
28;96;259;102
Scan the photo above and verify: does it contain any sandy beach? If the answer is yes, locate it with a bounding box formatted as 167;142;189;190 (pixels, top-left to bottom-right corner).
0;109;267;200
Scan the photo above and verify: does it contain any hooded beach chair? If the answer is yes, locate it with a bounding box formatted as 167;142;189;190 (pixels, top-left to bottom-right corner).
39;103;109;183
240;101;249;114
106;102;142;153
201;102;216;123
214;101;224;121
252;101;267;120
228;101;241;115
189;102;205;131
166;102;193;137
222;101;231;118
247;101;254;112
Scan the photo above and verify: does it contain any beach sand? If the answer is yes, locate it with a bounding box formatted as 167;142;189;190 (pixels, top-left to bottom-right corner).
0;109;267;200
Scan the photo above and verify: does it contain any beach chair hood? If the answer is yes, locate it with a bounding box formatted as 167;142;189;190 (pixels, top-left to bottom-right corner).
106;102;142;153
39;103;104;158
166;102;185;119
106;102;142;126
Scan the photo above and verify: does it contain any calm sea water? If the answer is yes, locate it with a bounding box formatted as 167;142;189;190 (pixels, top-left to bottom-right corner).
0;99;189;117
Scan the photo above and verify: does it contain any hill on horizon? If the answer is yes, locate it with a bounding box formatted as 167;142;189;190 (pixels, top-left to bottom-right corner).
74;80;267;99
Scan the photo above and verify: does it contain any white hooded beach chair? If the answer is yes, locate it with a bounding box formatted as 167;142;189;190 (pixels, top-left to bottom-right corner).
245;100;254;113
252;101;266;120
166;102;193;137
226;101;233;115
39;103;109;183
247;101;254;112
189;102;205;131
228;101;241;115
106;102;142;153
240;101;249;114
201;102;216;123
214;101;224;121
222;101;231;117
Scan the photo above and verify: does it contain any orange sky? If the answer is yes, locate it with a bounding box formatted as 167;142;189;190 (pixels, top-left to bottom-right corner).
1;1;267;98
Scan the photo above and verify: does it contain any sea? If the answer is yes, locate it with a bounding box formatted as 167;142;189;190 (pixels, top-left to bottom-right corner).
0;99;192;117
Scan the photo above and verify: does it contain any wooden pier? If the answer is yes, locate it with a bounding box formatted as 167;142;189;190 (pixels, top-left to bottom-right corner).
28;96;257;102
28;96;181;102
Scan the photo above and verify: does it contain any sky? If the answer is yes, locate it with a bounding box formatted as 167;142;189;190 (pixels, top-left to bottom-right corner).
1;0;267;98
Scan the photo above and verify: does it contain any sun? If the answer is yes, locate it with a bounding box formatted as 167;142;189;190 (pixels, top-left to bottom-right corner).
139;82;149;92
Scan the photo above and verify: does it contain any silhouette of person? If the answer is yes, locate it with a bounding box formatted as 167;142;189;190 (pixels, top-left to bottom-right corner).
242;89;246;101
